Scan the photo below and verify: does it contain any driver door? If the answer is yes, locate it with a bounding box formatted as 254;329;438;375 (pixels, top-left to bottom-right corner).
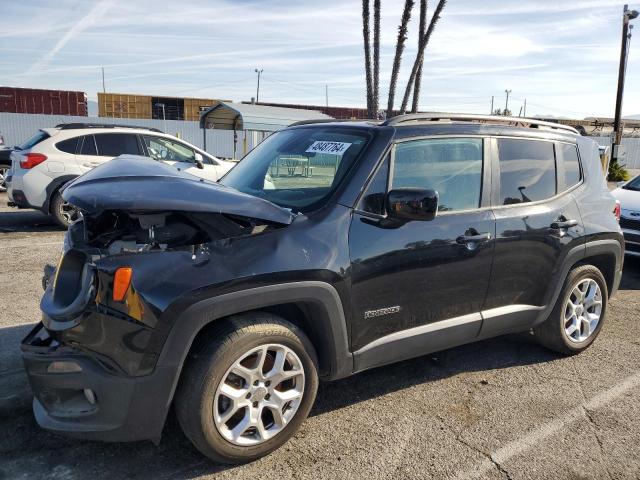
349;137;496;369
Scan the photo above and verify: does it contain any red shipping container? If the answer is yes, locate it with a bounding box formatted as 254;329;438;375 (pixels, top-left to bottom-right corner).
0;87;88;116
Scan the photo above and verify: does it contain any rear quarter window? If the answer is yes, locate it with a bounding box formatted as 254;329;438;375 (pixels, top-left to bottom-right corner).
55;137;78;154
557;143;582;189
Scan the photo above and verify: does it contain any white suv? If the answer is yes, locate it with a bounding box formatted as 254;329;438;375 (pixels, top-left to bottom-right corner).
6;123;235;227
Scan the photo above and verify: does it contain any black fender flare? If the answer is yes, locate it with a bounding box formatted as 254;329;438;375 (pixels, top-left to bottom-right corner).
154;281;353;417
533;239;623;326
43;174;78;213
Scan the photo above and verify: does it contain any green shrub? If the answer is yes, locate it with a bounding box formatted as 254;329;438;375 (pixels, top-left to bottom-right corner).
608;161;630;182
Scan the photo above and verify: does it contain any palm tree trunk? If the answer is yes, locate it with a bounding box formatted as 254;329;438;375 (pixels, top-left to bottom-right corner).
399;0;446;113
386;0;414;117
372;0;381;117
362;0;374;117
411;0;427;113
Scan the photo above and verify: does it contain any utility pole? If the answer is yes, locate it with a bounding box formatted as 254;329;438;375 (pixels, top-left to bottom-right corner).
490;96;494;115
523;98;527;117
254;68;264;104
504;89;512;116
101;67;106;93
613;4;638;164
325;84;329;108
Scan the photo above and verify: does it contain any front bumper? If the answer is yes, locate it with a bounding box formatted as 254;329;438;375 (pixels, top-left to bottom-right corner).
21;323;176;443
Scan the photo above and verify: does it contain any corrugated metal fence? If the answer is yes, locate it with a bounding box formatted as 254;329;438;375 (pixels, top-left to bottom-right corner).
591;136;640;170
2;112;640;168
0;113;265;159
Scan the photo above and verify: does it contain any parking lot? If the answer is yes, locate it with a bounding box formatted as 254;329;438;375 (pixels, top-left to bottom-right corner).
0;191;639;480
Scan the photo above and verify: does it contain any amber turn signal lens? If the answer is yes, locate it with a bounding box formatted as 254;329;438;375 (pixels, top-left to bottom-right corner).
113;267;133;302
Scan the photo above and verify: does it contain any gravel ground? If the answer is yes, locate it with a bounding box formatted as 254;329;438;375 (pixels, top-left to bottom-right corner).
1;192;640;480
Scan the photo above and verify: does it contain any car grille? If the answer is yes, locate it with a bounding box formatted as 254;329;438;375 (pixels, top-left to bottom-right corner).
620;216;640;232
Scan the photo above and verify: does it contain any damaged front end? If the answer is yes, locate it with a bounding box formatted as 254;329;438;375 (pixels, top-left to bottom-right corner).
21;156;295;441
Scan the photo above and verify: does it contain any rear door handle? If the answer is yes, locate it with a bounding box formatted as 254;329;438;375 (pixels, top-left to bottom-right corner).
550;219;578;229
457;232;492;244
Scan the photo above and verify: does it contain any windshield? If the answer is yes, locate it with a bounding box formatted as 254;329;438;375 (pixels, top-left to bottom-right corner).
623;175;640;191
221;127;371;212
16;130;50;151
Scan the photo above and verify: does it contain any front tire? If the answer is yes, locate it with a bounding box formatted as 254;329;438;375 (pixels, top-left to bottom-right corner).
174;313;319;464
534;264;608;354
50;191;80;228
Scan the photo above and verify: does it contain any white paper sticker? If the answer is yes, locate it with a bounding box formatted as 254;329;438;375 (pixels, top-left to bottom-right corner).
306;140;352;156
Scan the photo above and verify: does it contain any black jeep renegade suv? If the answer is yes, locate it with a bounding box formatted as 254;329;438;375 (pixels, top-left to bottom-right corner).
22;114;624;463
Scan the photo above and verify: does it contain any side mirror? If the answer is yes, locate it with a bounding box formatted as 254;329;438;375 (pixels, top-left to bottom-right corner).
194;152;204;169
386;188;438;221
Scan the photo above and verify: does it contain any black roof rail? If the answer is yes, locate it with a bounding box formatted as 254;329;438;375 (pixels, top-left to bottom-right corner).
382;113;580;134
55;123;163;133
288;119;380;127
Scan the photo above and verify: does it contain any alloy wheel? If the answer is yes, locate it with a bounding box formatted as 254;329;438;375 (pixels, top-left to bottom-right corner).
563;278;603;343
59;200;80;224
0;166;8;192
213;343;305;446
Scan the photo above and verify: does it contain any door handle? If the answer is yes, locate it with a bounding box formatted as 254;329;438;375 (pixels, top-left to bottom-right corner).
456;232;492;244
550;219;578;229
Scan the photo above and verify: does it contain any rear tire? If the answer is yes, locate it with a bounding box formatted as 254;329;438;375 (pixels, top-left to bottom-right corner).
174;313;319;464
0;163;9;192
534;265;608;355
50;191;80;229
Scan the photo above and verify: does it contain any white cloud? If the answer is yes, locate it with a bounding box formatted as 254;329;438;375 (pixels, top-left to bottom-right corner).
27;0;116;74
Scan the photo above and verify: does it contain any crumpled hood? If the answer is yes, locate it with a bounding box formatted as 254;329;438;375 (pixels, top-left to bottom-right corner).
62;155;294;225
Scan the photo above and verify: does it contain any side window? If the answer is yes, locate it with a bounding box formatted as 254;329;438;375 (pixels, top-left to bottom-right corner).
94;133;140;157
79;135;97;156
358;156;389;215
498;139;556;205
142;136;196;162
558;143;582;189
56;137;78;154
391;138;483;212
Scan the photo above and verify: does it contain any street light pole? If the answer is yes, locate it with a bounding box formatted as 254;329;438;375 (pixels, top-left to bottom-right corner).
613;4;638;164
255;68;264;104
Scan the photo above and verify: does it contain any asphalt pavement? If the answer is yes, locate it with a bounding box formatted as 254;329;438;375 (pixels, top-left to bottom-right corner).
1;192;640;480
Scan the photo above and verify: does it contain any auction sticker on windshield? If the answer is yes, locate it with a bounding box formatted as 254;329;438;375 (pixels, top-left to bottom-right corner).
306;141;352;155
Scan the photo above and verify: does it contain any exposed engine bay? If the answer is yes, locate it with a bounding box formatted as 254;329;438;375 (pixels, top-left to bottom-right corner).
67;210;277;255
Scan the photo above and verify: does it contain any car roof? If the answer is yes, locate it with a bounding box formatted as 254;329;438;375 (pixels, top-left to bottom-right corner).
288;119;580;144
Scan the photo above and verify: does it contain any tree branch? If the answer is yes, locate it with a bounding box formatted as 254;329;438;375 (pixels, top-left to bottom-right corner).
399;0;446;113
387;0;415;117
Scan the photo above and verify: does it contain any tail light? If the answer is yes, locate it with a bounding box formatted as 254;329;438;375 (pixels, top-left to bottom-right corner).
113;267;133;302
614;201;621;222
20;153;47;169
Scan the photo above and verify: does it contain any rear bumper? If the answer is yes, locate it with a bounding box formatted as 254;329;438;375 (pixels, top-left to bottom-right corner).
7;189;34;209
21;323;175;443
622;229;640;257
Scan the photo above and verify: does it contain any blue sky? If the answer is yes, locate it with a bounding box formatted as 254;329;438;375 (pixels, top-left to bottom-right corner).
1;0;639;118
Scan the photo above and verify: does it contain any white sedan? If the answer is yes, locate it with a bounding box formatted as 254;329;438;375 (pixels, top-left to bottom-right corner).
611;175;640;257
